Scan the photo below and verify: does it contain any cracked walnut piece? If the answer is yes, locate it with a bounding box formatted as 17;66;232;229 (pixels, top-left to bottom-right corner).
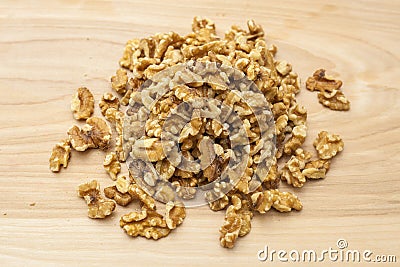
120;207;171;240
68;117;112;151
49;139;71;172
111;69;128;95
71;87;94;120
78;180;116;219
306;69;342;92
251;189;302;213
302;159;331;179
165;201;186;230
318;89;350;111
99;92;120;116
104;185;133;206
103;152;121;180
313;131;344;160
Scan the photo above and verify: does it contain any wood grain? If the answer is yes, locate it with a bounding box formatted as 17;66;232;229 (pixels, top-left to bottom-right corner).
0;0;399;266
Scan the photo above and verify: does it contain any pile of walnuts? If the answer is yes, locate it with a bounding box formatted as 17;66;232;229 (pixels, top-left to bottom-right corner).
49;17;347;249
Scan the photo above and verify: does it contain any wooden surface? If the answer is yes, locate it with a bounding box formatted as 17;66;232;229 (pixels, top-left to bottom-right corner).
1;0;399;266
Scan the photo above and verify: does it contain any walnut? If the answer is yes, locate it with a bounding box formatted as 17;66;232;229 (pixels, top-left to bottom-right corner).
120;89;133;106
165;201;186;229
318;89;350;111
103;152;121;180
68;117;112;151
111;69;128;94
120;207;171;240
128;183;156;210
288;102;307;126
116;175;132;193
207;194;229;211
104;185;133;206
71;87;94;120
275;61;292;76
77;180;116;219
131;138;168;162
251;189;302;213
262;160;280;190
283;125;307;155
99;92;120;116
280;148;312;188
49;139;71;172
313;131;344;159
306;69;342;92
171;181;196;200
219;195;253;248
302;159;331;179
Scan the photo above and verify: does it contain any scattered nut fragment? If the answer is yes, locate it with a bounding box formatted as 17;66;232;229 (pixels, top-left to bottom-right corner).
128;184;156;210
111;69;128;94
251;189;302;213
165;201;186;229
68;117;112;151
284;125;307;155
78;180;116;219
313;131;344;160
302;159;331;179
120;207;171;240
104;185;133;206
219;195;253;248
318;89;350;111
49;139;71;172
71;87;94;120
99;92;120;116
280;148;312;188
103;152;121;180
306;69;342;92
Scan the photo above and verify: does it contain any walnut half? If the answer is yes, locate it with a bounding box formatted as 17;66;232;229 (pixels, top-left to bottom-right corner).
71;87;94;120
78;180;116;219
49;139;71;172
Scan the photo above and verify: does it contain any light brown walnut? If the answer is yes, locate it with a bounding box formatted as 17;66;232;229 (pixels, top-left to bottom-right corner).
71;87;94;120
103;152;121;180
165;201;186;229
78;180;116;219
49;139;71;172
99;92;120;116
306;69;342;92
251;189;302;213
111;69;128;94
318;89;350;111
313;131;344;160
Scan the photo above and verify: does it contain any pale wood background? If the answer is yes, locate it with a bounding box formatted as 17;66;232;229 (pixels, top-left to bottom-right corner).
0;0;399;266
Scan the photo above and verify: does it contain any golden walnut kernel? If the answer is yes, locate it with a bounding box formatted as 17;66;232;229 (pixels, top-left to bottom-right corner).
283;125;307;155
165;201;186;230
318;89;350;111
103;152;121;180
251;189;303;213
128;184;156;210
78;180;116;219
99;92;120;116
68;117;112;151
111;69;128;94
120;207;171;240
49;139;71;172
306;69;342;92
302;159;331;179
280;148;312;188
71;87;94;120
104;185;133;206
313;131;344;160
219;195;253;248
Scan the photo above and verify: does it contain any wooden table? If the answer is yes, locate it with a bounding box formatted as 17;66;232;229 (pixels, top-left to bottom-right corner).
1;0;399;266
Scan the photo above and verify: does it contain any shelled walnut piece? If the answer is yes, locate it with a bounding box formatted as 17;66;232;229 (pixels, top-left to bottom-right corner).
306;69;350;111
49;139;71;172
68;117;112;151
99;92;120;116
103;152;121;180
71;87;94;120
120;207;171;240
313;131;344;160
78;180;116;219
